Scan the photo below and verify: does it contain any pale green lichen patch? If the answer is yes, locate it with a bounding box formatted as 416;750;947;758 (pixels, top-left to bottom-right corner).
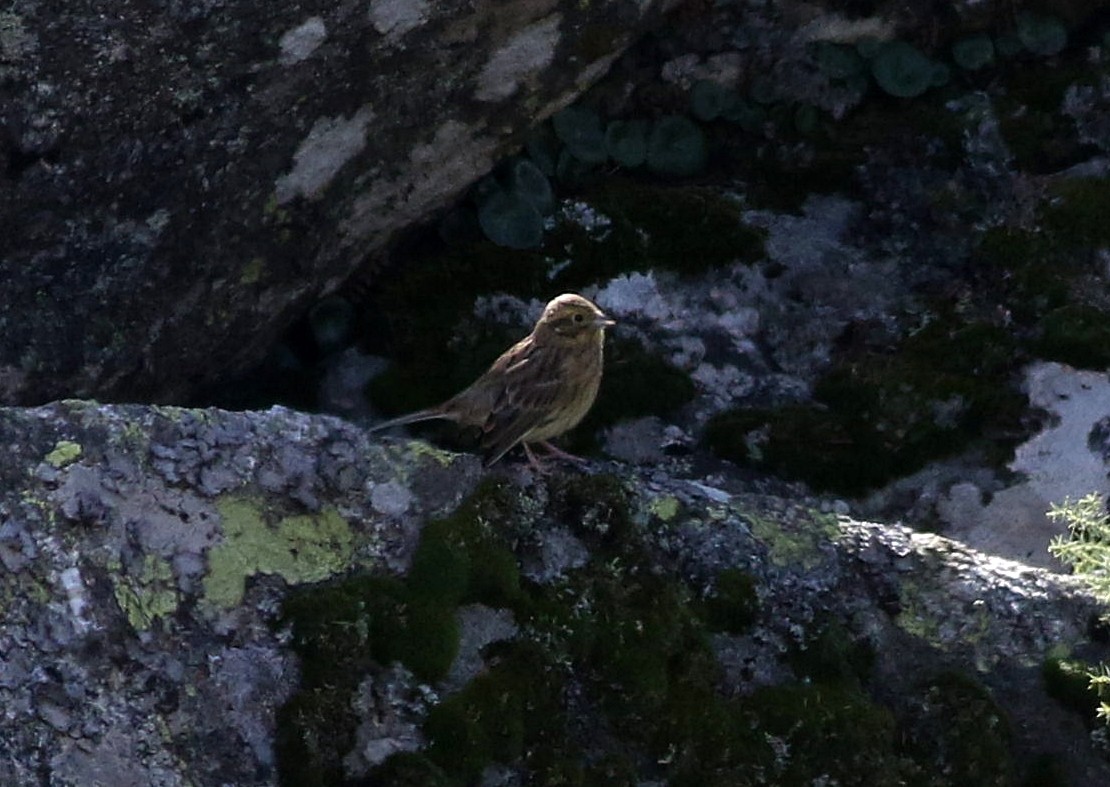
203;496;355;609
745;509;839;569
897;576;997;669
405;440;461;468
113;554;179;631
240;257;265;285
45;440;82;468
648;495;680;522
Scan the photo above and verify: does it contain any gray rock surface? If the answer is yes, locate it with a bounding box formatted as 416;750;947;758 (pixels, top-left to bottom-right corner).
0;0;676;405
0;401;1107;784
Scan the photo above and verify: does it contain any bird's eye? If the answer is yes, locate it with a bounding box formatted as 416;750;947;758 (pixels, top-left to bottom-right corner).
573;313;584;323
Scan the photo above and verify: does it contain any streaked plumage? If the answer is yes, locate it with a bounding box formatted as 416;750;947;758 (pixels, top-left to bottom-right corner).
368;293;614;468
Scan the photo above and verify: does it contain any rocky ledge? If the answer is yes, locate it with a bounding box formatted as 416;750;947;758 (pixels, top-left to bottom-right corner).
1;401;1107;785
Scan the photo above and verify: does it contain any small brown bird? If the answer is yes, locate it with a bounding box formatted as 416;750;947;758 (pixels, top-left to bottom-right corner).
369;293;615;469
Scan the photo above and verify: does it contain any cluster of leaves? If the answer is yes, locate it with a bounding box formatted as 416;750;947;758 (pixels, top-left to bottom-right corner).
1047;494;1110;724
470;105;712;250
811;12;1069;101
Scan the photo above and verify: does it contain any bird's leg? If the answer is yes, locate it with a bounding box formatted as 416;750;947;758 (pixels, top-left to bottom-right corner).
537;440;587;464
523;442;549;474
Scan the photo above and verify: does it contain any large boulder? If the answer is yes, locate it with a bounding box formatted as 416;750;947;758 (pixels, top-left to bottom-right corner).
2;401;1107;785
0;0;676;405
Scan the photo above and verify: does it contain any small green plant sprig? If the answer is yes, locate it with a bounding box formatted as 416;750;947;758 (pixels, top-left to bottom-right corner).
1048;493;1110;723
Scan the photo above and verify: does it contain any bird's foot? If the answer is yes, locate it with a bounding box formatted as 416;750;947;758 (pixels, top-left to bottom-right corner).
537;440;587;464
523;442;550;474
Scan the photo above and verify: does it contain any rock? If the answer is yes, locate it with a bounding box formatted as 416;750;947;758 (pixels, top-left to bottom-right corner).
0;0;679;405
0;401;1107;784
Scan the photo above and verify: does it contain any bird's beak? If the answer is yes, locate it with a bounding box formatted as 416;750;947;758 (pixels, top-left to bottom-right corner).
596;313;616;328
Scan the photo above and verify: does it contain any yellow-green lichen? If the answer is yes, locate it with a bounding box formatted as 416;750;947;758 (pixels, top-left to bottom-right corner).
648;495;680;522
405;440;461;468
745;509;839;569
240;257;265;285
113;554;179;631
203;496;356;609
45;440;82;468
897;578;996;668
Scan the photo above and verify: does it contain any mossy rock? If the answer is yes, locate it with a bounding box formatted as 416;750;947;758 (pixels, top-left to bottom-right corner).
547;179;766;283
788;618;875;687
705;320;1027;495
698;567;759;634
275;574;409;786
970;227;1074;324
1043;657;1102;721
899;672;1014;786
996;64;1095;173
745;683;911;785
1033;304;1110;369
1042;177;1110;250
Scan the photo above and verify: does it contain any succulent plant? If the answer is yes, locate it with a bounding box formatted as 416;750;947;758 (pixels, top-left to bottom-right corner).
952;35;995;71
1016;12;1067;57
871;41;936;98
646;115;708;178
605;119;649;168
552;105;607;164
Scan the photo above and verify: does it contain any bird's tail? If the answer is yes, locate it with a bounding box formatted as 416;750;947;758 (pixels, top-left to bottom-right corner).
366;407;450;433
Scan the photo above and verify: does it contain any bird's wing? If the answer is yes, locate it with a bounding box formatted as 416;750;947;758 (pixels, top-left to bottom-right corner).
479;340;565;465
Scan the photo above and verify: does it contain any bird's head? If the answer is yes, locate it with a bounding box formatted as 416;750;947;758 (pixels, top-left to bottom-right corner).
536;293;616;343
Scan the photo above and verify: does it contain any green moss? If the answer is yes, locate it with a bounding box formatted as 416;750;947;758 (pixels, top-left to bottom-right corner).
746;683;910;785
1043;656;1101;721
273;480;544;783
417;479;527;610
406;533;471;608
276;573;407;787
971;227;1074;324
546;473;635;548
1042;177;1110;249
203;497;355;609
1033;304;1110;369
699;567;759;634
996;64;1094;173
278;478;1030;786
899;672;1014;786
788;618;875;686
425;666;524;777
706;320;1027;495
557;179;766;280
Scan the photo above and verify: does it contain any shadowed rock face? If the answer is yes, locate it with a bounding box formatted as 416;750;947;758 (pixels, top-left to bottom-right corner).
0;0;676;405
